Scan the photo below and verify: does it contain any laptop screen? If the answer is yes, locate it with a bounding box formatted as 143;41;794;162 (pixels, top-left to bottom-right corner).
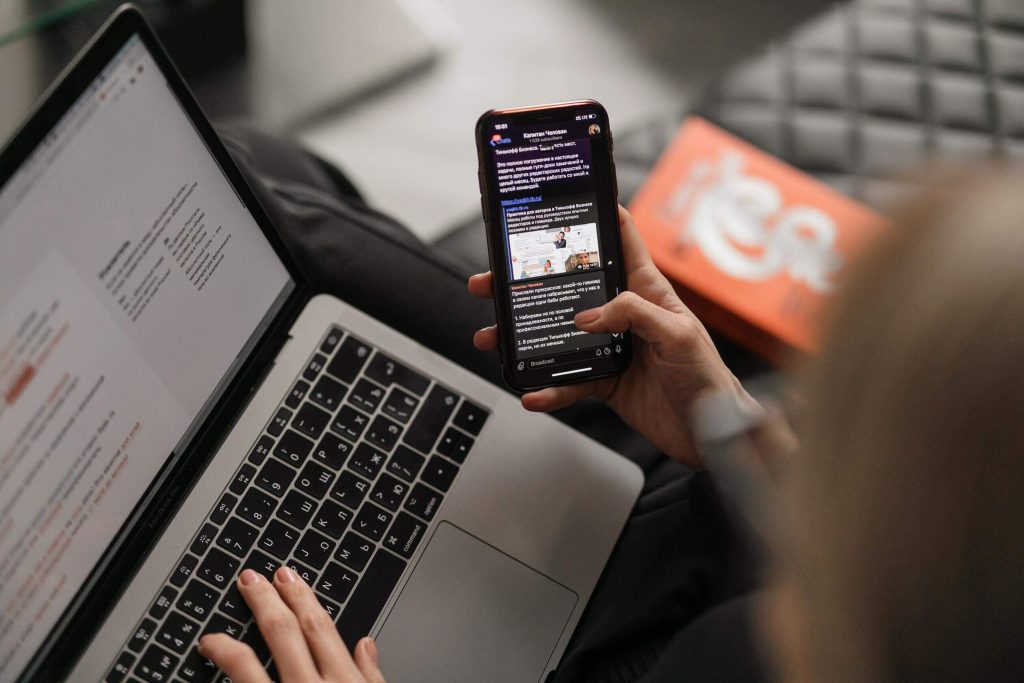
0;35;293;677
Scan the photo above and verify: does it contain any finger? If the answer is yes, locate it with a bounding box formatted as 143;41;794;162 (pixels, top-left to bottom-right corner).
354;637;387;683
521;380;608;412
467;272;494;299
236;569;320;682
199;633;272;683
273;566;360;681
575;291;693;349
473;326;498;351
617;206;656;275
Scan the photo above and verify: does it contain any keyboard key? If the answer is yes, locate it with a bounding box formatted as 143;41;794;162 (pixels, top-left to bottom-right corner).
309;375;346;412
255;459;296;497
229;464;257;496
236;488;277;528
366;415;402;451
177;648;217;683
453;400;489;435
335;532;374;572
312;500;353;539
285;380;310;410
384;512;426;559
149;585;178;620
156;611;200;654
248;435;275;465
303;353;328;382
331;470;370;509
327;336;372;383
296;460;335;499
318;595;342;621
370;474;408;512
107;651;135;682
317;562;358;603
258;520;300;560
128;617;158;653
353;503;392;542
218;585;251;623
347;378;385;414
217;517;259;558
320;327;343;354
197;548;240;589
243;548;281;581
403;385;458;454
437;427;473;464
405;483;443;522
240;627;271;664
421;455;459;493
276;489;317;529
210;493;236;525
170;554;199;588
293;402;331;439
348;443;386;480
382;387;418;423
365;353;430;396
313;432;352;470
386;445;425;483
287;560;319;586
331;405;370;442
203;612;243;639
337;551;407;650
189;523;218;557
177;580;219;620
134;644;179;683
272;430;314;468
268;407;292;436
294;529;336;569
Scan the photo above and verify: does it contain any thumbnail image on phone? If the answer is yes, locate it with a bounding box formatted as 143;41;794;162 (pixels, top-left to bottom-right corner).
475;100;632;392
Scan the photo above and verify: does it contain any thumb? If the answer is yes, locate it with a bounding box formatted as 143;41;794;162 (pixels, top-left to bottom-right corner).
575;291;691;347
354;637;386;683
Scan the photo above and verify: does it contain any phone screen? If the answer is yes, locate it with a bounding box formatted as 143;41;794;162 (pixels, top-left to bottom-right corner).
477;101;631;390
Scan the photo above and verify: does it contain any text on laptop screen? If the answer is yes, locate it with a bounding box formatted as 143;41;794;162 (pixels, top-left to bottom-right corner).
0;35;293;677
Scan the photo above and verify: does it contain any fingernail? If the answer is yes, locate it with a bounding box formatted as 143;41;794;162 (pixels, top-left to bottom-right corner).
239;569;259;586
276;566;295;584
575;308;602;325
197;636;208;654
365;637;379;666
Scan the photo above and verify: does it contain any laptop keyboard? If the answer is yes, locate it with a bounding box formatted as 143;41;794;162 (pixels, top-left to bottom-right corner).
104;326;489;683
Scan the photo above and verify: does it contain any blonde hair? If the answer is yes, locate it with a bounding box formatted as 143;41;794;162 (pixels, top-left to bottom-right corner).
786;172;1024;683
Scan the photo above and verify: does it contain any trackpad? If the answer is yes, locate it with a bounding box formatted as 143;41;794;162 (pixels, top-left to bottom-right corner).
374;522;578;683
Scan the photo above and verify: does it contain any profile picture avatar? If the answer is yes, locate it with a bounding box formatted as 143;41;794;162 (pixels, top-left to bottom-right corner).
588;123;601;136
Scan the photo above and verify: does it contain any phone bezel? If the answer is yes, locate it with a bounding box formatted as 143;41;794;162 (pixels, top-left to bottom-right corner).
475;99;632;392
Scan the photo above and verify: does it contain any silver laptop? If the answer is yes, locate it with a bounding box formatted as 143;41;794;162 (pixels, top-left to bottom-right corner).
0;7;641;683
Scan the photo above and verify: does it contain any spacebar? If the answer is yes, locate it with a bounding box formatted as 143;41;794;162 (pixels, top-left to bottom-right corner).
337;549;407;650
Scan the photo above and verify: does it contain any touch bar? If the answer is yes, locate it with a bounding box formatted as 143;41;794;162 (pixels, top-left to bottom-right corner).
551;367;592;378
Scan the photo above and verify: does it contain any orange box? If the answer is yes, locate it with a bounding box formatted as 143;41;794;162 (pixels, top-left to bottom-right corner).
629;116;889;363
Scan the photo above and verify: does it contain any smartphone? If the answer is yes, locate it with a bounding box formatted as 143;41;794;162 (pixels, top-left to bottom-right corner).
475;100;632;392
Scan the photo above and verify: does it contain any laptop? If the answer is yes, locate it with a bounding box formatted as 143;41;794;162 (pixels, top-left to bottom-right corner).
0;7;641;683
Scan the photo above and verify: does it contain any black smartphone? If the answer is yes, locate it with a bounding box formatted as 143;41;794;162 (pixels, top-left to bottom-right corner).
475;100;632;392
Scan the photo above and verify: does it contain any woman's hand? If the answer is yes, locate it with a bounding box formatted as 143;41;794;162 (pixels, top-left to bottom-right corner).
469;206;754;467
200;568;386;683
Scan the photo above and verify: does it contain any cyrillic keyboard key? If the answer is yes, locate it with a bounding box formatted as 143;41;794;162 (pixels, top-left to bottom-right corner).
335;532;374;572
287;560;319;586
347;378;385;414
365;353;429;396
370;474;408;512
156;611;199;654
402;385;458;454
203;613;243;639
404;483;443;522
293;402;331;439
348;443;386;480
242;548;281;581
312;499;353;539
313;432;352;471
382;387;418;423
295;460;335;499
294;529;335;569
383;512;426;559
331;470;370;509
272;430;314;468
337;551;407;650
366;415;402;451
353;502;392;542
255;458;296;497
177;580;218;621
236;488;276;528
331;405;370;442
421;455;459;493
452;400;489;435
216;517;259;558
258;520;300;560
317;561;358;603
387;445;425;483
276;489;317;528
134;643;179;683
197;548;240;589
177;648;217;683
327;336;372;383
309;375;346;412
218;585;251;623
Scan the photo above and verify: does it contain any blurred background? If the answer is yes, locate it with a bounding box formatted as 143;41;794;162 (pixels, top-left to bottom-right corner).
0;0;833;242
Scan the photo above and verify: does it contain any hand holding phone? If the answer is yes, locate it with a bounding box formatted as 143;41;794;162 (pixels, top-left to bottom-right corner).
469;205;753;468
475;100;632;391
